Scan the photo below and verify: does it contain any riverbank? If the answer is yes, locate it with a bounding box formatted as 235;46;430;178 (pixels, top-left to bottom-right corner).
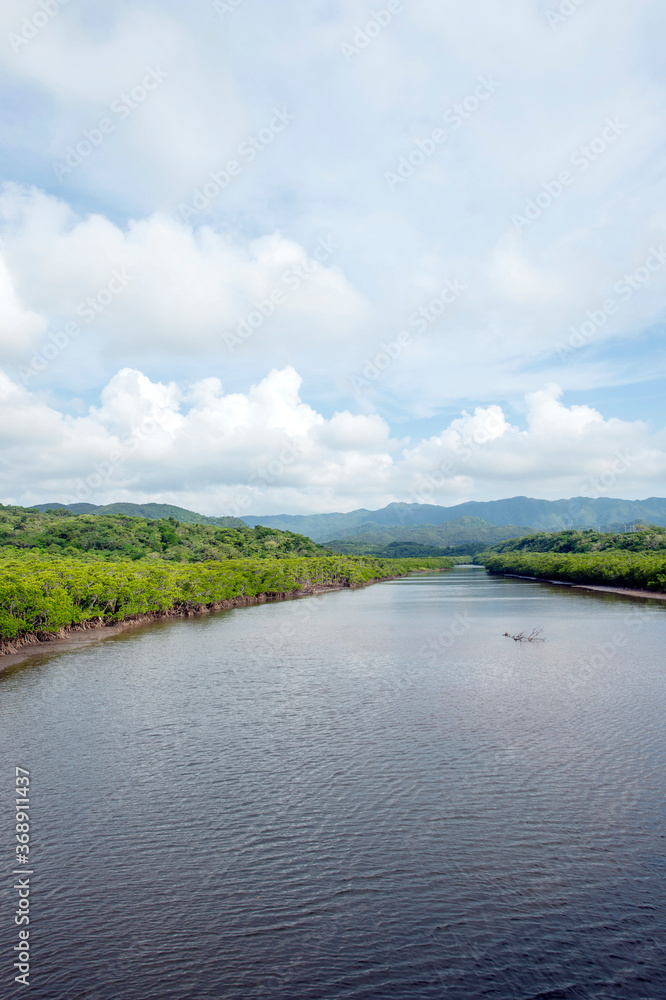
501;572;666;601
0;552;455;664
0;577;396;671
482;549;666;594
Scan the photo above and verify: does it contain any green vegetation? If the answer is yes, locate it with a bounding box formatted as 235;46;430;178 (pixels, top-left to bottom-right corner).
326;539;476;561
327;539;458;557
478;525;666;592
325;516;532;553
0;505;323;561
485;524;666;554
0;505;453;643
31;501;245;527
0;551;452;643
242;497;666;539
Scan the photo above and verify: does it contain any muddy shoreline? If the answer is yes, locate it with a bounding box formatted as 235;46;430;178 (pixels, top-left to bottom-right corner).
500;572;666;601
0;579;383;672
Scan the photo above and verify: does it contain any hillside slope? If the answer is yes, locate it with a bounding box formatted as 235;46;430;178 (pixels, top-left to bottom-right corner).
2;505;322;561
326;517;532;552
32;502;244;528
484;525;666;555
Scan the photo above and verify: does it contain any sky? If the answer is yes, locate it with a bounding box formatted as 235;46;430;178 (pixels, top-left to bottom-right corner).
0;0;665;516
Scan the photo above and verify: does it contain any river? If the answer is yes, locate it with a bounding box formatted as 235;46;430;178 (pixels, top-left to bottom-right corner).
1;567;664;999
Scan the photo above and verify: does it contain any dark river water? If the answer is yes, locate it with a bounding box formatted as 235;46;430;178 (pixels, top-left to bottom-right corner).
1;567;664;999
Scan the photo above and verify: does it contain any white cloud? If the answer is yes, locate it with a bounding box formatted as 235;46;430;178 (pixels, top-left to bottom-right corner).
0;255;47;353
1;368;663;514
0;185;368;366
1;0;666;507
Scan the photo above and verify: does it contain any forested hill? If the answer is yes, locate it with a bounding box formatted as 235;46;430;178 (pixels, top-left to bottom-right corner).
31;501;244;528
486;525;666;555
0;505;323;561
325;517;532;555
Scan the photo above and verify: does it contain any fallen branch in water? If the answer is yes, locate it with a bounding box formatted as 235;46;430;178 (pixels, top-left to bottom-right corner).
503;626;545;642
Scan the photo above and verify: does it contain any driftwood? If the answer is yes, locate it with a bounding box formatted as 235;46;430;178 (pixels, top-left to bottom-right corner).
503;626;545;642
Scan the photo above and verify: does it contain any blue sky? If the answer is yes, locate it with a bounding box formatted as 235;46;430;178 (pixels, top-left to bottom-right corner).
0;0;665;514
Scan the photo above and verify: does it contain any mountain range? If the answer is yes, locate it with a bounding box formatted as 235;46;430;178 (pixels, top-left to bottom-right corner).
30;496;666;543
241;496;666;541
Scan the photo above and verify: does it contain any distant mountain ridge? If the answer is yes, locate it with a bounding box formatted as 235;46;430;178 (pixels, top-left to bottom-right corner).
241;496;666;541
328;517;533;547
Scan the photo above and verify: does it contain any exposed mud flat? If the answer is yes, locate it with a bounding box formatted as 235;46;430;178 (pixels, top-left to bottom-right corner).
501;572;666;601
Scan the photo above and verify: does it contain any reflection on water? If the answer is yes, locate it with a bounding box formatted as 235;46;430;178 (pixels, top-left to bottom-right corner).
1;568;664;999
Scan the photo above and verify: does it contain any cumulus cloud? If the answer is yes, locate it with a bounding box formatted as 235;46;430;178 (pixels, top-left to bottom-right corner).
1;368;663;514
0;185;368;365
